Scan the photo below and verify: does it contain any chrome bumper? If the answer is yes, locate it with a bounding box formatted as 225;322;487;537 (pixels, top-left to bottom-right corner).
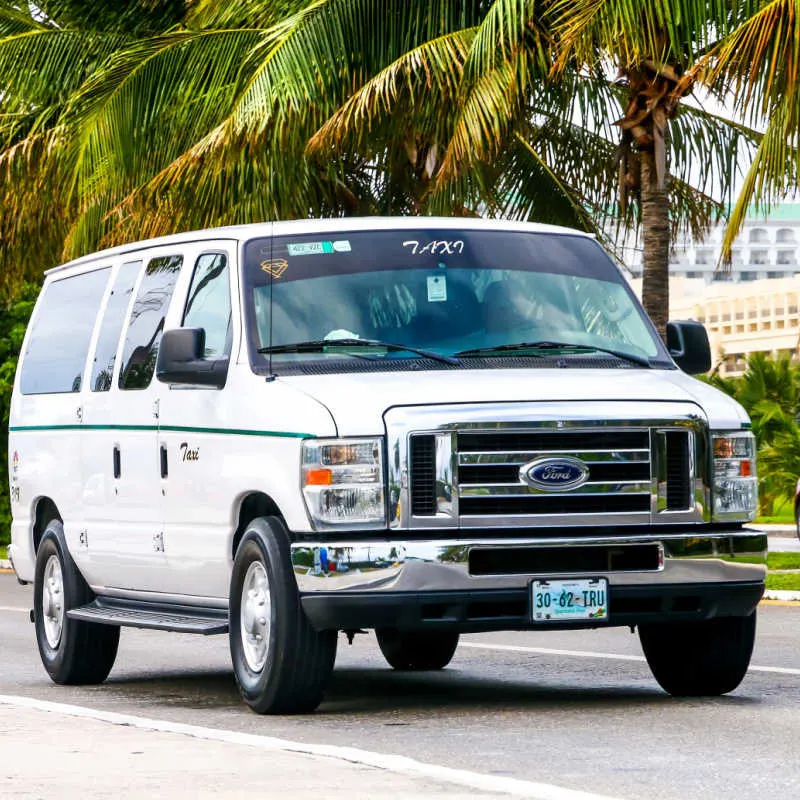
291;529;767;594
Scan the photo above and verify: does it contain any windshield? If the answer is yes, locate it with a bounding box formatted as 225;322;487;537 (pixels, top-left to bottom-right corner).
243;229;666;371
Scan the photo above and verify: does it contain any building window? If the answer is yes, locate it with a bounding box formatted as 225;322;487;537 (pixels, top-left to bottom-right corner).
749;228;769;243
777;251;796;265
695;250;712;265
767;271;783;279
740;271;757;281
777;228;795;244
750;250;768;265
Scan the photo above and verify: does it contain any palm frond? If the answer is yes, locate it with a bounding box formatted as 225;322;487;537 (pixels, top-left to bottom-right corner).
718;94;799;263
703;0;800;122
307;29;475;157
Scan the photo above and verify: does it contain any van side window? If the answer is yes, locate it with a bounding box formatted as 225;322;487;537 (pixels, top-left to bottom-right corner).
182;253;231;358
90;260;142;392
119;255;183;390
20;268;110;395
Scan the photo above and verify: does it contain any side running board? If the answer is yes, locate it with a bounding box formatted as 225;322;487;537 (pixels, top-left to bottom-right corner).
67;597;228;635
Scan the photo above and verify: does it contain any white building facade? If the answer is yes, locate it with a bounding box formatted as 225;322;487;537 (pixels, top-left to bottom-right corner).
626;205;800;376
625;204;800;283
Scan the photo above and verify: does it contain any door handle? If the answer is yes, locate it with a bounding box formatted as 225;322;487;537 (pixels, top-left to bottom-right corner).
113;445;121;479
160;444;168;479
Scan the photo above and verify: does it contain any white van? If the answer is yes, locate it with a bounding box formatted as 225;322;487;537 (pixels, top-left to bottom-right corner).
7;217;765;713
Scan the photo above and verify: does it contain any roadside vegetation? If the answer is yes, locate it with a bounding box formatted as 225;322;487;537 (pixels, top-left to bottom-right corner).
705;353;800;520
766;573;800;592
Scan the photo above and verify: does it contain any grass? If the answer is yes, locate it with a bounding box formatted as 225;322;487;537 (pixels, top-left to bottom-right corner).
766;573;800;591
768;552;800;570
755;494;795;525
0;545;6;560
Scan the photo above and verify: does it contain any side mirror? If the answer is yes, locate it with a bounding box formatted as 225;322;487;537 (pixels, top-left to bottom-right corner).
156;328;228;388
666;320;711;375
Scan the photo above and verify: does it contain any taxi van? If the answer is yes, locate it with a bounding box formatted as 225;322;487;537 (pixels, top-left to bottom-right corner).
7;217;766;713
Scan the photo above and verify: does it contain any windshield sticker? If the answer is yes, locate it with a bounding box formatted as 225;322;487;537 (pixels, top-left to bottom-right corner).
261;258;289;278
403;239;464;255
427;275;447;302
287;240;351;256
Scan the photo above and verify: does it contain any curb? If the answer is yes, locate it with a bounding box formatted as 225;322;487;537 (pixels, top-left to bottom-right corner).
764;589;800;602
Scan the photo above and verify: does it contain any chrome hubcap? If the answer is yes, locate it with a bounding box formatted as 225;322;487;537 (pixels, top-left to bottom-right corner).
42;554;64;649
240;561;271;672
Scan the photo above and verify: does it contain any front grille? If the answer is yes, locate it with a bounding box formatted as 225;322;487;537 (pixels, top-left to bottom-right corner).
455;429;652;518
410;434;437;515
665;431;691;510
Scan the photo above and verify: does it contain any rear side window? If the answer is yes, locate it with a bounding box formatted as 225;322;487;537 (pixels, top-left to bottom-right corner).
182;253;231;358
90;260;142;391
119;255;182;390
20;268;111;395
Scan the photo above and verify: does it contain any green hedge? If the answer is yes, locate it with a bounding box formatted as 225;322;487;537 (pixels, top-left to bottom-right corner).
1;285;38;546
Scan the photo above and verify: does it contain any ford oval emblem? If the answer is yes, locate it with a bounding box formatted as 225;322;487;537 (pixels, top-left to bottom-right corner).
520;456;589;492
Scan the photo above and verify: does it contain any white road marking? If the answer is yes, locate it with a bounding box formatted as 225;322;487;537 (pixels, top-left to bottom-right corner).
0;693;621;800
460;642;800;676
462;643;646;662
2;602;799;675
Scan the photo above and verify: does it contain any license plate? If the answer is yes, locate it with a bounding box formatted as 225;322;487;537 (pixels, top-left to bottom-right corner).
531;578;608;622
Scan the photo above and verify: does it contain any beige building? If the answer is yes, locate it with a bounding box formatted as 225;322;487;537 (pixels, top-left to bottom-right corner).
630;275;800;376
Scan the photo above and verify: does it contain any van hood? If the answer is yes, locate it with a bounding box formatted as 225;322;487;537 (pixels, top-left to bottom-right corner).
280;367;749;436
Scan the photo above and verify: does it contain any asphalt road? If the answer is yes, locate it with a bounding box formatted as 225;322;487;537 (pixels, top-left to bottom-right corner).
1;574;798;800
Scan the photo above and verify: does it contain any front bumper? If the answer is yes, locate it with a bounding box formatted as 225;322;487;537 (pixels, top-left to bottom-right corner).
291;527;766;631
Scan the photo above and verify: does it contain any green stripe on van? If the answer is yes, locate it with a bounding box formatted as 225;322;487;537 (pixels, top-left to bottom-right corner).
9;424;315;438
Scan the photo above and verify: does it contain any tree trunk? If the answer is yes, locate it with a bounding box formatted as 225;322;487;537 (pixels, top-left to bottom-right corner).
640;151;670;342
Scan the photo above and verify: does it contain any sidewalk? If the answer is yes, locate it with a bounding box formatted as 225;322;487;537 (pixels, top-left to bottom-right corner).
0;699;596;800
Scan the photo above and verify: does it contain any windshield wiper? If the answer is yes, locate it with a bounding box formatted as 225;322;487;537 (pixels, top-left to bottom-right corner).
258;338;461;366
454;340;651;367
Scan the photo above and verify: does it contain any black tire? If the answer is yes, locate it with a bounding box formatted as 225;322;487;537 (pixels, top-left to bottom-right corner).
376;628;459;671
639;612;756;697
229;517;337;714
34;522;120;685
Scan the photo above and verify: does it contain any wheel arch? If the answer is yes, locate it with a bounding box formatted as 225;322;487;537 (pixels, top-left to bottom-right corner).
32;497;62;555
232;492;287;560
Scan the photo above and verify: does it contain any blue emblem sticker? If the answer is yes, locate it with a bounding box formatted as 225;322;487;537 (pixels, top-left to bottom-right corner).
520;456;589;492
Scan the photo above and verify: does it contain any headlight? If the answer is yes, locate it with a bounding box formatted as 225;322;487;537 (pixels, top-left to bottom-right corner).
302;438;386;529
712;432;757;521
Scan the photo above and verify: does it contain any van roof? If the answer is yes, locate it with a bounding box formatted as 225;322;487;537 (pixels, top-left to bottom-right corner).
45;216;596;275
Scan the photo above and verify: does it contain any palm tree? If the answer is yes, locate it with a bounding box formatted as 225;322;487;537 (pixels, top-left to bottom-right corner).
0;0;764;324
735;352;800;445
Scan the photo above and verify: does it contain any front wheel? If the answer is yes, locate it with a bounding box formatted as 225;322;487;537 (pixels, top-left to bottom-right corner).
34;522;120;685
639;612;756;697
229;517;337;714
376;629;459;670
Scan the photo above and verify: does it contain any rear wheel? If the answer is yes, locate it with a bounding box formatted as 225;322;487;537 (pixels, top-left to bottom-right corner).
229;517;337;714
376;628;459;671
34;522;120;684
639;612;756;697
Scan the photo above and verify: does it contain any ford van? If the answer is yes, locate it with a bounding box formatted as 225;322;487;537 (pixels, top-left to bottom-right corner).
7;217;766;713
